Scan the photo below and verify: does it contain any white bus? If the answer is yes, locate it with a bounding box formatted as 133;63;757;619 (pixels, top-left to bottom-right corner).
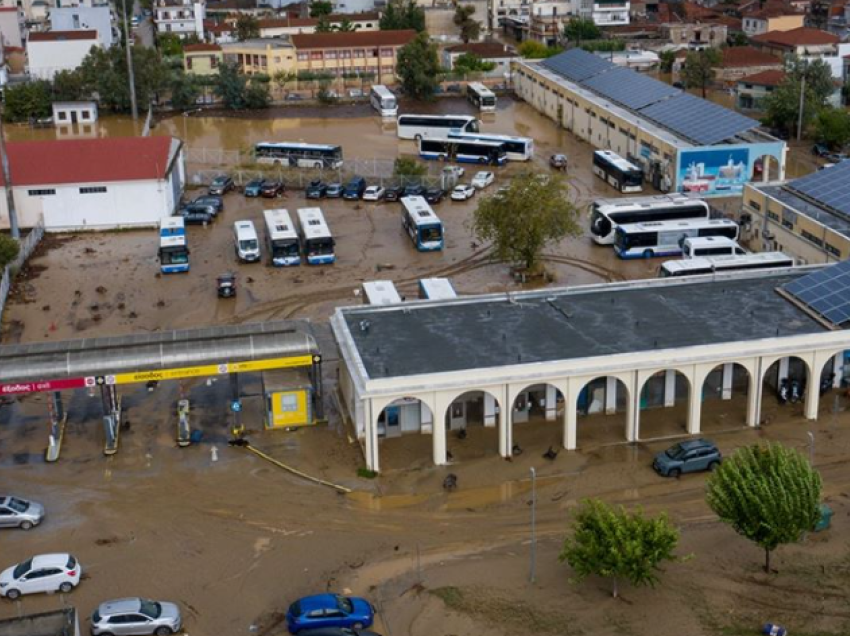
592;150;644;193
263;208;301;267
682;236;746;260
234;220;261;262
419;137;507;166
447;131;533;161
418;277;457;300
466;82;496;111
361;280;403;305
397;114;479;140
370;85;398;117
614;218;739;259
659;252;795;277
255;142;343;169
401;196;444;251
297;207;335;265
590;194;711;245
159;217;189;274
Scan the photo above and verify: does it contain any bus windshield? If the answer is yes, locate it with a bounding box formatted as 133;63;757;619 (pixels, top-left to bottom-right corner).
160;246;188;265
420;225;442;243
307;238;334;255
239;239;259;251
272;240;299;257
623;170;644;187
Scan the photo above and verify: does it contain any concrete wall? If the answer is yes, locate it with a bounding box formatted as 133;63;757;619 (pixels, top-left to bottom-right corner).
27;38;99;80
50;6;114;46
0;9;23;48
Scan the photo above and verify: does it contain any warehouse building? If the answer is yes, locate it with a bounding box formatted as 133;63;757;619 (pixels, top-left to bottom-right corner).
513;48;786;196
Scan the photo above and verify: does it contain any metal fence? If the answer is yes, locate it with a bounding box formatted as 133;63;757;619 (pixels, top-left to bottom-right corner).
0;218;45;325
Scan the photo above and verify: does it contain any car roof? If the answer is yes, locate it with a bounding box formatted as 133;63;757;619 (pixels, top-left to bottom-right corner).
298;594;339;611
678;439;714;450
31;553;72;567
97;598;144;616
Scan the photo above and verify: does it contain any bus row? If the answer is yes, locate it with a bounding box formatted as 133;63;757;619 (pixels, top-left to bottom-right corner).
369;83;496;117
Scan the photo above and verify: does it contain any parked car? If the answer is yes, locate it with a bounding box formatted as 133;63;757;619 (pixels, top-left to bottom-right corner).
261;180;285;198
825;151;848;163
384;186;404;202
812;143;831;157
286;93;304;102
91;598;182;636
402;183;425;198
362;185;385;201
0;496;44;530
451;184;475;201
243;179;265;197
348;88;364;98
549;154;568;171
652;439;722;477
191;195;223;215
306;180;328;199
208;175;234;196
326;183;344;198
424;187;444;204
471;171;495;189
445;84;462;93
343;177;367;200
299;629;382;636
287;594;374;634
442;165;465;180
178;205;214;225
0;554;81;599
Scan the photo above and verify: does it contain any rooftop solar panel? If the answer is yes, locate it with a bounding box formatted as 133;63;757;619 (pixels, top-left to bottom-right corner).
581;67;681;110
638;93;759;145
786;160;850;217
541;48;616;83
783;260;850;326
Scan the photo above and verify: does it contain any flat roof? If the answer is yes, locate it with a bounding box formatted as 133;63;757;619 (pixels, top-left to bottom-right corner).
341;271;827;379
756;182;850;239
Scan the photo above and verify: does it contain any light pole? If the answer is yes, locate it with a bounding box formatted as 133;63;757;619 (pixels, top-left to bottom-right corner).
0;111;19;239
120;0;138;121
796;70;806;142
807;430;815;465
529;466;537;584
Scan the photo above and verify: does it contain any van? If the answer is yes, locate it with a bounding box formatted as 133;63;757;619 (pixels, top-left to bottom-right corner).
342;176;367;200
682;236;746;259
234;220;261;262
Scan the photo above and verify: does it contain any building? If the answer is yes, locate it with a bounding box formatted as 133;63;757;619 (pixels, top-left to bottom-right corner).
741;8;804;37
26;30;99;80
0;609;79;636
715;45;784;82
154;0;205;40
442;41;517;77
513;48;786;196
592;0;630;26
258;12;380;37
0;136;185;231
52;100;98;125
660;22;728;48
330;0;381;15
597;49;659;71
487;0;531;33
0;7;23;48
50;5;114;47
751;26;839;58
183;42;222;74
736;69;784;110
220;38;295;76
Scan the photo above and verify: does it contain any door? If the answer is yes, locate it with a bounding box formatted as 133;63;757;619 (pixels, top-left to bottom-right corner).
107;616;129;635
384;406;400;438
70;111;78;124
19;568;48;593
0;507;15;527
123;613;153;634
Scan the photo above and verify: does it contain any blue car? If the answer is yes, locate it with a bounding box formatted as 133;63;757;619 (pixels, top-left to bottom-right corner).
287;594;374;634
243;178;265;197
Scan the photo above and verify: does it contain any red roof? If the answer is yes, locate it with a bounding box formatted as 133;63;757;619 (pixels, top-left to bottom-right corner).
721;45;782;67
738;69;786;86
258;11;379;29
28;30;98;42
0;7;19;11
752;26;839;47
444;42;517;58
0;137;175;187
184;43;222;52
291;29;415;49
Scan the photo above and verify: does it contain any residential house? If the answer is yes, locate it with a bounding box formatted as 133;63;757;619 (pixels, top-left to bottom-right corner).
154;0;205;39
50;5;114;47
330;0;381;15
751;27;839;57
257;12;380;37
220;38;296;76
0;7;23;48
442;41;517;77
592;0;630;26
27;30;99;80
183;42;222;74
741;8;804;37
715;45;784;82
52;100;98;125
205;0;265;17
736;69;784;109
660;22;728;48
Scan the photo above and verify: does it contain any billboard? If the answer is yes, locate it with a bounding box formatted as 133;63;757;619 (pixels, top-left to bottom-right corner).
674;142;785;197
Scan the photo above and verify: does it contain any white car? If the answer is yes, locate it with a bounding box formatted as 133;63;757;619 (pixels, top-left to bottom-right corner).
451;185;476;201
442;165;465;180
471;171;495;189
0;553;81;599
362;185;385;201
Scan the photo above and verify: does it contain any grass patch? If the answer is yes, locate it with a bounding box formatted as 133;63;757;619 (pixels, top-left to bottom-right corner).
356;467;378;479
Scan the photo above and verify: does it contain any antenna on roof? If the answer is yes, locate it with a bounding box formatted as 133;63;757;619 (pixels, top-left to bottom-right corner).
359;320;370;332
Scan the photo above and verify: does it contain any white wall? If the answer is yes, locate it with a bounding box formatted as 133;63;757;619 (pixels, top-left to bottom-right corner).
50;6;114;47
27;39;99;80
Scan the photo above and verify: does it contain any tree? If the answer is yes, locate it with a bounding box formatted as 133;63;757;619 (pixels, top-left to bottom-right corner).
244;79;271;109
658;50;676;74
559;499;682;598
786;55;834;105
452;52;496;74
169;70;201;110
764;57;835;138
52;69;86;102
336;18;356;32
453;5;480;44
158;32;184;56
563;17;600;44
517;40;561;59
393;156;427;179
315;15;333;32
706;443;821;573
3;80;53;122
681;48;720;98
235;14;260;41
814;107;850;149
472;171;581;273
309;0;333;17
0;234;21;270
214;60;249;109
727;31;748;46
77;45;170;112
380;0;426;32
397;32;440;100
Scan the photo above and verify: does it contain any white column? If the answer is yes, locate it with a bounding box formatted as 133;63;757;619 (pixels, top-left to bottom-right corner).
565;394;577;450
805;375;820;420
664;369;676;407
498;392;512;458
545;385;557;421
762;155;771;183
627;372;640;441
778;357;790;383
433;393;449;466
833;353;844;388
365;400;379;473
687;385;701;435
746;369;759;427
605;376;617;414
722;363;734;400
420;402;433;433
483;393;497;427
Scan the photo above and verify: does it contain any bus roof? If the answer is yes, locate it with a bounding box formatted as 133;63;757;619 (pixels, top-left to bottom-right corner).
683;235;740;247
618;218;738;233
592;193;699;210
594;149;640;171
159;234;186;248
362;280;403;306
160;216;185;229
370;84;393;97
419;277;457;300
468;82;495;96
662;252;793;273
401;196;441;226
449;131;531;143
256;141;340;151
398;113;477;121
297;207;332;240
263;208;297;239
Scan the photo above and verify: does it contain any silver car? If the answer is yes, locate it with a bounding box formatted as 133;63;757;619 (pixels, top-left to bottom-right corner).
91;598;182;636
0;496;44;529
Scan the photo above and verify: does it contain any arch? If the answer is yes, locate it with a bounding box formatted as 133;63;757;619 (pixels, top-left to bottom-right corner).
574;375;631;446
759;355;811;425
817;349;847;415
752;153;780;182
699;362;752;431
444;389;502;462
510;382;564;454
375;397;434;439
638;369;691;439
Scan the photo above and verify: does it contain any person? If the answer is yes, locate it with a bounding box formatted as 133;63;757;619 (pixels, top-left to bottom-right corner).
229;423;247;446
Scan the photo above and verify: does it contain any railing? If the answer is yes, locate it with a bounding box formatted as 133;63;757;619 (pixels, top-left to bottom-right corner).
0;218;45;328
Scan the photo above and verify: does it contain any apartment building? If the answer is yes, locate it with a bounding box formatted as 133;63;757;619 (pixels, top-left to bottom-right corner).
290;29;415;82
154;0;205;39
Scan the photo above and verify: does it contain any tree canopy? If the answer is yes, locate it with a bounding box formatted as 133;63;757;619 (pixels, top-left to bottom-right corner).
452;52;496;74
517;40;562;59
814;107;850;149
681;48;721;98
396;32;440;100
214;60;270;109
309;0;333;17
235;14;260;41
563;17;601;43
380;0;426;32
453;4;480;44
764;57;836;138
0;235;21;270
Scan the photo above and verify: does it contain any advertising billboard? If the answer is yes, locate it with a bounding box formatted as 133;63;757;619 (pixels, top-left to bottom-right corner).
674;142;785;197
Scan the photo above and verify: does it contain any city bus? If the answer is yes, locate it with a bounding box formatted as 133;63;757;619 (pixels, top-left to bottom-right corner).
590;194;711;245
592;150;644;193
466;82;497;112
370;85;398;117
614;218;739;259
159;216;189;274
361;280;403;305
396;114;479;140
254;142;343;169
419;137;507;165
447;131;533;161
263;208;301;267
297;207;336;265
401;196;444;251
659;252;795;277
418;277;457;300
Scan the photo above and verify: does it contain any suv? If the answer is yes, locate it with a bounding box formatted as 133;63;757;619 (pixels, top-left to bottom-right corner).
653;439;722;477
0;553;81;599
208;175;234;196
384;186;404;202
91;598;182;636
343;177;367;200
306;180;327;199
550;154;568;171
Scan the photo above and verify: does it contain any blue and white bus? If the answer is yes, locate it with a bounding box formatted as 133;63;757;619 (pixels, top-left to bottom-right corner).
466;82;497;112
592;150;644;193
419;137;507;166
447;131;533;161
370;85;398;117
397;114;479;140
263;208;300;267
614;218;739;259
418;277;456;299
255;142;343;169
590;194;710;245
297;207;335;265
401;196;444;251
159;216;189;273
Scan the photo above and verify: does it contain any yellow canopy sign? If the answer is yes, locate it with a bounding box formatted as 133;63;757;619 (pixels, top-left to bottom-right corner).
107;356;315;386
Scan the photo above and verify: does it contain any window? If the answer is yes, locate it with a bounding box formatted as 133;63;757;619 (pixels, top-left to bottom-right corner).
325;50;337;59
80;186;107;194
748;199;761;211
767;210;779;221
781;219;794;230
28;189;56;196
297;52;308;61
826;243;841;257
186;57;193;69
341;49;352;58
801;229;823;247
380;48;393;57
310;51;322;60
58;111;67;121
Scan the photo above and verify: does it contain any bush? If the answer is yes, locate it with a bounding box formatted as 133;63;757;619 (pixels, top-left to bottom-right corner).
0;235;21;270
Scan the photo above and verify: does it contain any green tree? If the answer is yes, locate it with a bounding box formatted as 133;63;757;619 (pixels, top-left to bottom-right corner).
3;80;54;122
658;49;676;73
814;107;850;148
273;69;297;91
727;31;749;46
380;0;426;32
706;443;822;573
453;4;480;43
517;40;561;59
235;14;260;41
78;45;169;112
309;0;333;17
52;69;86;101
472;171;580;273
563;17;601;44
453;52;496;74
158;32;184;56
335;18;356;31
681;48;721;98
559;499;682;598
786;55;834;104
0;235;20;270
764;57;835;138
244;79;271;109
397;32;440;100
169;70;201;110
315;15;333;32
214;60;249;109
393;156;427;179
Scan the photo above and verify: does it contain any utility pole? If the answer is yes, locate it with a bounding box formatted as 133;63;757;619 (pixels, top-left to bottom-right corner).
796;72;806;142
121;0;139;121
529;466;537;584
0;111;19;239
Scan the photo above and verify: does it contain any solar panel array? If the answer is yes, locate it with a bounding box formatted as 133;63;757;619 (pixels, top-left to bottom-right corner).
783;260;850;326
786;160;850;217
581;66;680;110
638;93;760;145
541;49;616;83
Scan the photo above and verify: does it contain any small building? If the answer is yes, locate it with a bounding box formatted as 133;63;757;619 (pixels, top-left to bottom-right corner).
26;30;99;80
751;26;839;58
220;38;296;76
0;7;23;48
596;49;660;71
52;100;98;125
742;8;805;37
660;22;728;49
736;69;784;110
442;41;517;77
715;45;784;83
50;5;114;47
154;0;205;40
183;42;222;74
258;12;380;38
0;608;79;636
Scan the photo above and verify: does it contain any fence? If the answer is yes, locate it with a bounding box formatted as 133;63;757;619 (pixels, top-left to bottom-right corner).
0;218;45;326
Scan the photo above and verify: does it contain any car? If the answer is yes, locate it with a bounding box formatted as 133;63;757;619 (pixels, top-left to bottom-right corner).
261;180;285;198
208;175;234;196
348;88;364;98
402;183;425;198
0;554;81;599
286;594;374;634
652;439;722;477
91;598;182;636
286;93;304;101
812;143;831;157
450;184;475;201
243;179;265;197
299;629;382;636
383;186;404;202
0;496;44;530
362;185;385;201
819;163;837;171
130;15;140;27
192;195;223;214
326;183;344;198
424;187;444;204
672;81;685;89
825;151;848;163
471;171;495;189
343;177;367;200
306;179;327;199
549;154;568;171
177;206;214;225
445;84;462;93
442;165;465;180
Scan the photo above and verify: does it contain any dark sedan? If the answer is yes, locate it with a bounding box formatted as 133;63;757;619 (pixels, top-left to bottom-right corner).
424;187;444;204
261;180;285;198
306;180;327;199
403;184;425;198
192;195;223;214
208;175;234;196
178;205;214;224
384;186;404;202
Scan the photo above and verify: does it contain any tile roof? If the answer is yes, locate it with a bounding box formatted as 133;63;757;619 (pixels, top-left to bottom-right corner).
28;30;98;42
738;69;786;85
291;29;415;49
752;26;840;47
721;45;783;67
258;11;380;29
184;43;222;52
444;41;517;58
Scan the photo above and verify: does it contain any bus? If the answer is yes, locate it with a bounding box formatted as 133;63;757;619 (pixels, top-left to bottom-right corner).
397;114;479;140
614;218;739;259
418;277;457;300
255;142;343;169
401;196;444;251
159;216;189;274
447;131;533;161
263;208;301;267
590;194;711;245
361;280;403;305
297;207;335;265
681;236;746;259
659;252;795;278
419;137;507;166
466;82;497;112
592;150;644;193
370;85;398;117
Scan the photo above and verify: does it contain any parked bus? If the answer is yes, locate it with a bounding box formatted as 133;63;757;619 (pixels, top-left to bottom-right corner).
448;131;533;161
682;236;746;259
590;194;711;245
361;280;403;305
159;216;189;274
263;208;301;267
659;252;795;277
401;196;444;251
297;207;335;265
396;114;479;140
614;218;739;259
418;277;457;300
370;85;398;117
466;82;497;111
419;137;507;166
592;150;644;193
255;142;343;169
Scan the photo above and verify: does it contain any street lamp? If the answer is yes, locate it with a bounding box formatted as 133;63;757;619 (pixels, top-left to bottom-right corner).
530;466;537;584
807;431;815;466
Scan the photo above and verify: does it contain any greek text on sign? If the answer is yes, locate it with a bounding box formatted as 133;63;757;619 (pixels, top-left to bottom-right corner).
0;377;92;395
109;356;315;385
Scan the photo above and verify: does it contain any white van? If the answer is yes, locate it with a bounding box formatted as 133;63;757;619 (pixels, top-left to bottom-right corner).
234;220;261;262
682;236;746;260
